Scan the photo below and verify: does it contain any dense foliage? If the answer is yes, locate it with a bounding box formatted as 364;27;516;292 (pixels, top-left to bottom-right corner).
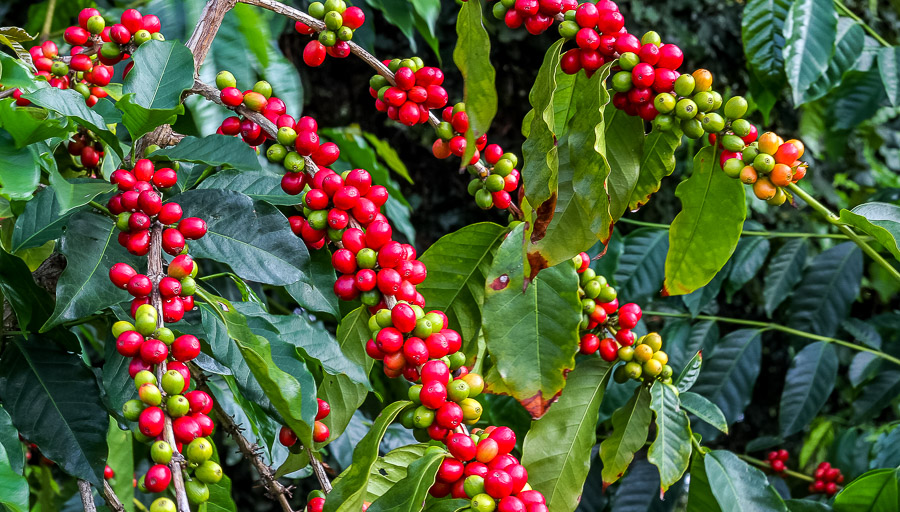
1;0;900;511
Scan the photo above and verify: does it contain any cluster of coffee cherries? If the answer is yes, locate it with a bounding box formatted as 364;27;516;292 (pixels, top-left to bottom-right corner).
492;0;576;34
719;130;807;205
811;461;843;496
12;40;112;107
556;2;633;77
401;357;483;435
65;131;104;172
279;398;332;446
368;57;449;126
216;73;287;146
766;449;789;473
295;0;365;67
604;31;684;121
109;254;199;325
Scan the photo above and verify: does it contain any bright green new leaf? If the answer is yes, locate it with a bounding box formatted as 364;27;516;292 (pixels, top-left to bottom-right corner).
368;448;444;512
604;104;644;222
599;384;652;487
453;0;497;165
833;468;900;511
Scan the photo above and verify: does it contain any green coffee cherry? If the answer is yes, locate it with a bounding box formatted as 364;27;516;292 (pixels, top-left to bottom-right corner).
309;1;326;18
558;20;579;39
753;153;775;173
253;80;273;99
731;119;752;138
654;93;676;114
681;118;705;139
724;96;748;119
722;134;745;152
722;158;744;178
700;113;725;133
618;52;640;71
266;144;287;163
675;99;698;120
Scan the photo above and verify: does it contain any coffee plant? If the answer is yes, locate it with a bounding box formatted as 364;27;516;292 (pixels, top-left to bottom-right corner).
0;0;899;511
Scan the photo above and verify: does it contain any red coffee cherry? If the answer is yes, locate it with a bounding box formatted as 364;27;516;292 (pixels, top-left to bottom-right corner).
313;421;329;442
178;217;207;239
172;335;201;362
316;398;330;420
144;464;171;493
138;406;165;437
116;331;144;357
173;416;202;444
279;426;297;447
110;263;137;289
185;390;213;414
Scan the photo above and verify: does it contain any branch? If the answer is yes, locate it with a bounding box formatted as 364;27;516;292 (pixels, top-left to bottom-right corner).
77;480;97;512
102;481;126;512
307;447;333;494
185;0;239;74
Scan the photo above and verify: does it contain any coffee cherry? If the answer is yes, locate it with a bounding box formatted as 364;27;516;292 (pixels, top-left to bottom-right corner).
313;421;329;442
220;87;243;107
139;406;165;437
316;398;331;420
145;464;171;493
195;461;223;485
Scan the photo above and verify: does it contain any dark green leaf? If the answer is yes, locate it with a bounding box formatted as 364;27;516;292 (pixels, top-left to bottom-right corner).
122;40;194;109
359;132;413;185
787;242;862;338
664;320;718;377
838;202;900;263
676;350;703;392
149;135;262;172
604;105;644;222
681;260;731;317
725;237;770;299
612;228;668;304
764;239;808;317
102;329;137;421
175;189;308;285
852;370;900;422
417;222;507;348
46;163;117;215
368;449;443;512
779;342;838;437
284;248;340;320
42;212;138;331
453;0;497;165
197;168;303;206
105;419;134;512
482;223;582;419
521;39;565;210
324;401;410;512
0;250;53;332
687;451;722;512
116;94;182;140
782;0;838;104
22;88;124;159
804;20;864;102
627;125;683;211
0;130;41;201
648;382;692;492
665;146;746;295
879;46;900;108
786;499;833;512
680;391;728;434
0;339;108;485
871;428;900;469
423;499;469;512
0;99;69;148
609;457;664;511
848;352;879;388
521;359;614;511
691;330;762;438
705;450;788;511
599;384;652;487
833;468;900;511
742;0;791;89
842;318;882;349
827;70;887;133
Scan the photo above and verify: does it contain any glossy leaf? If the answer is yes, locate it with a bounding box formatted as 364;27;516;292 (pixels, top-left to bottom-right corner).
0;250;54;333
367;444;428;500
764;239;808;317
871;428;900;469
0;27;33;65
453;0;497;164
786;500;833;512
687;451;722;512
482;223;582;419
665;146;746;295
102;327;137;421
10;183;73;251
521;359;614;511
22;88;124;158
324;401;410;512
0;405;23;475
833;468;900;511
742;0;791;89
0;130;41;201
838;202;900;263
285;248;340;320
648;381;692;492
116;94;183;140
42;212;137;331
599;384;652;487
46;164;117;216
0;339;108;485
779;342;838;437
609;457;665;511
691;329;762;438
368;448;443;512
725;236;770;299
680;391;728;434
827;70;887;133
627;125;683;211
198;168;304;206
417;222;507;348
0;52;35;88
705;450;789;511
0;462;28;512
149;135;262;172
612;228;668;304
676;350;703;393
787;242;862;338
803;19;864;103
0;99;69;148
880;46;900;108
604;104;644;222
175;189;308;285
521;39;565;210
106;419;134;512
123;40;195;109
852;370;900;422
782;0;837;104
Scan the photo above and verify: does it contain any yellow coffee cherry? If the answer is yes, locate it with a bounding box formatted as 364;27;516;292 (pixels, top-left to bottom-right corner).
643;359;663;377
652;351;668;365
634;344;654;363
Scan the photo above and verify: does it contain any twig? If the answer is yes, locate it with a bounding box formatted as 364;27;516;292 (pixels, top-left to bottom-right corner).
616;217;857;240
0;89;16;99
738;454;818;484
307;447;332;494
185;0;239;74
102;481;126;512
41;0;58;41
77;480;97;512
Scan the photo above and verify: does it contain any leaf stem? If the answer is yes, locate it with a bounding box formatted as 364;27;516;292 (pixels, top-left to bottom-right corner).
617;217;855;239
88;200;116;219
642;310;900;367
788;183;900;284
833;0;891;47
737;454;816;483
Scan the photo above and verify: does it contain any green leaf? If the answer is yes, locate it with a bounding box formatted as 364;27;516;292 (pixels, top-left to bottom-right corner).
782;0;837;105
0;339;108;486
453;0;497;165
764;239;808;317
676;350;703;392
687;451;722;512
482;223;582;419
609;458;665;511
149;135;262;172
803;20;864;103
360;132;413;184
284;248;340;320
175;189;308;285
0;27;34;64
852;370;900;422
0;405;24;475
742;0;792;90
324;401;410;512
0;52;35;88
0;130;41;201
42;212;138;331
521;39;565;211
521;359;614;511
725;236;770;299
524;66;613;279
122;40;194;109
872;428;900;469
417;222;507;348
787;242;862;338
22;88;124;159
46;164;117;215
665;146;746;295
786;500;833;512
833;468;900;511
680;391;728;434
599;384;652;487
612;228;669;304
0;99;69;147
116;94;183;140
827;70;887;133
102;327;137;421
705;450;789;511
367;444;428;501
604;105;644;222
0;250;54;332
106;419;134;512
0;462;28;512
368;449;443;512
779;342;838;437
879;46;900;108
691;330;762;438
648;382;692;492
838;202;900;263
627;125;684;211
197;168;303;205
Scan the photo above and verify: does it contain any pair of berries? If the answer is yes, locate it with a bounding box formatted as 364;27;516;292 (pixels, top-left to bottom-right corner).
369;57;449;126
278;398;332;445
297;0;366;67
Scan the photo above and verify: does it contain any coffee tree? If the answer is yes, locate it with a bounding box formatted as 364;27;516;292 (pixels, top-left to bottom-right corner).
0;0;899;511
